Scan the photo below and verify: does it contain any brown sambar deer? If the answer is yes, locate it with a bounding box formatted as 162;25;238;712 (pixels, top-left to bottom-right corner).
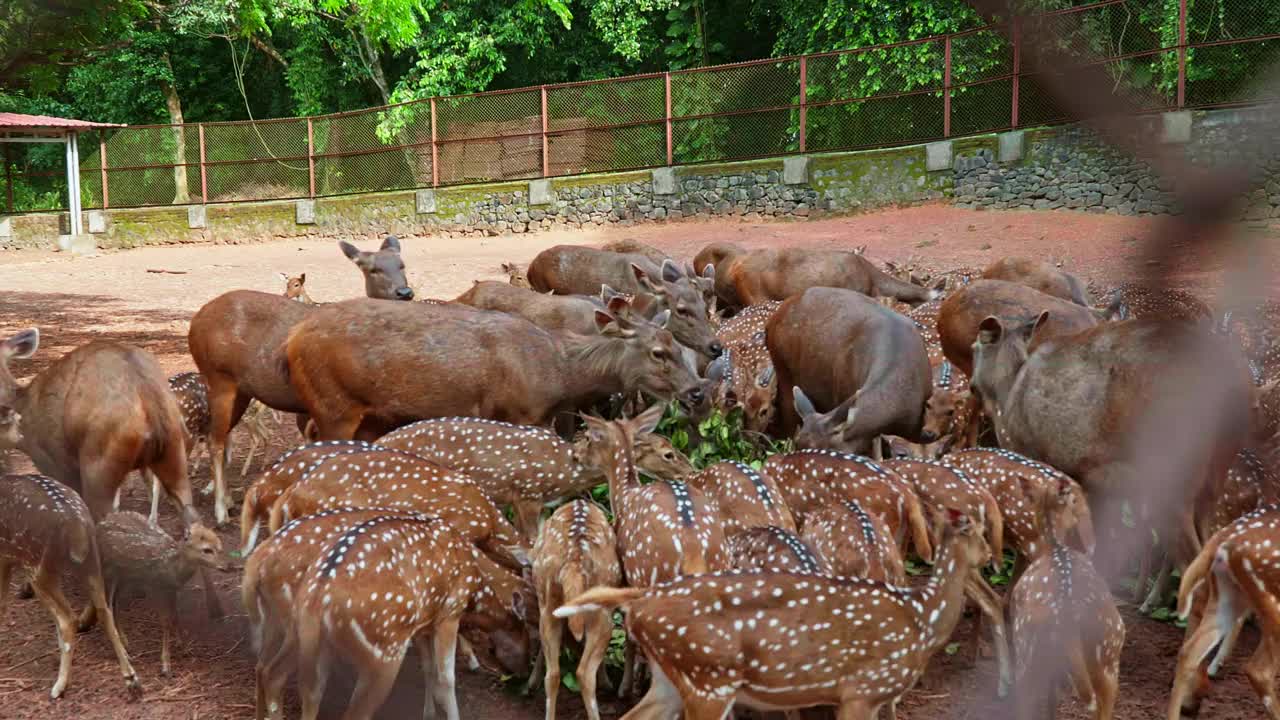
455;280;606;335
937;279;1099;377
339;235;414;301
0;330;199;527
526;245;722;359
970;315;1251;586
555;509;990;720
284;298;704;440
767;287;933;455
721;246;941;311
980;256;1091;306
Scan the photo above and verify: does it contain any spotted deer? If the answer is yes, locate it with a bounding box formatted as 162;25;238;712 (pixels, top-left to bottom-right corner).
801;499;904;583
763;450;933;563
376;416;694;542
0;474;139;698
239;440;379;553
685;461;796;539
1102;282;1210;323
576;404;730;697
1011;480;1123;720
914;360;972;459
281;273;317;305
88;511;226;675
727;525;830;574
532;499;621;720
1168;506;1280;719
555;508;991;720
290;513;525;720
708;301;781;432
1198;448;1280;545
266;447;525;571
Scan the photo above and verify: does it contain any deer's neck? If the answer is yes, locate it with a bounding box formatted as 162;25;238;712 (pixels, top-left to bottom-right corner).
912;536;976;651
600;437;640;520
557;333;630;407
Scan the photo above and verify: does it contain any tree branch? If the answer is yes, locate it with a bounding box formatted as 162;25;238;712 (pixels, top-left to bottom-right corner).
249;35;289;68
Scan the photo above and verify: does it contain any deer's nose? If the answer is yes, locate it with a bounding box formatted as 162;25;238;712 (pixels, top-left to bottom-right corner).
396;287;415;301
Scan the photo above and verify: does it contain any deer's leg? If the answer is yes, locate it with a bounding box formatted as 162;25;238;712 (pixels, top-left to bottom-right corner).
1244;631;1280;720
297;614;331;720
579;611;612;720
261;623;297;720
456;635;481;672
417;633;440;720
620;663;684;720
1167;590;1236;720
1089;647;1120;720
620;636;638;700
1140;553;1174;615
1066;642;1096;712
344;654;402;720
431;617;463;720
514;501;542;546
965;573;1011;698
241;428;261;478
31;567;80;699
835;699;877;720
207;381;251;525
1209;611;1249;677
85;570;139;694
541;608;564;719
0;560;10;618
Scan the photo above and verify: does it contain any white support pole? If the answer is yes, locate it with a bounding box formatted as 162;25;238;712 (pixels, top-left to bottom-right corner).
64;134;79;235
69;132;82;236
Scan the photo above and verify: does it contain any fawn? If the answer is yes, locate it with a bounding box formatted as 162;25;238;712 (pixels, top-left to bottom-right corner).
801;499;904;583
1011;477;1124;720
0;474;139;698
532;499;621;720
87;511;226;675
556;508;991;719
281;272;317;304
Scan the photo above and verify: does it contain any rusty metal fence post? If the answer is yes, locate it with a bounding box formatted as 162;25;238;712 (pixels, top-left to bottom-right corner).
307;118;316;198
943;36;953;137
1012;19;1022;129
541;86;550;178
198;124;208;204
430;98;439;188
99;133;109;209
799;56;808;152
1177;0;1188;107
665;72;674;166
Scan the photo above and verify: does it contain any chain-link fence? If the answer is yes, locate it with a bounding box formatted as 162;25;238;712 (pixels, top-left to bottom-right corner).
4;0;1278;214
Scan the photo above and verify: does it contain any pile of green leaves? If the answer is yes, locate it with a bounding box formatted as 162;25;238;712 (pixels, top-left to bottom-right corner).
656;403;791;471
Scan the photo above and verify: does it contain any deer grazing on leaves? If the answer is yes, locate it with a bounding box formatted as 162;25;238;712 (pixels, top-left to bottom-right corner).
1011;477;1123;720
575;404;731;698
532;499;621;720
554;508;991;720
376;416;693;543
0;474;139;699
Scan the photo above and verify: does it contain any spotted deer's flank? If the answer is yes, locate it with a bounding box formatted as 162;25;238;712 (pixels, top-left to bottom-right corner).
239;440;381;553
90;511;226;675
1102;282;1210;323
943;448;1095;563
1011;481;1123;720
1169;507;1280;719
764;450;933;563
267;448;523;571
728;526;830;575
532;500;621;720
554;509;991;720
376;416;693;543
242;507;418;720
168;371;211;470
292;515;479;720
686;461;796;539
1197;448;1280;545
801;499;904;583
0;474;139;699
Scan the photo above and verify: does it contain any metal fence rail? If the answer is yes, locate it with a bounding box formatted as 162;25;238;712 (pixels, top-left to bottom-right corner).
4;0;1279;214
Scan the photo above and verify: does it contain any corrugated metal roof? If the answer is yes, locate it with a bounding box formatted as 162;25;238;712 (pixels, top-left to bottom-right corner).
0;113;124;130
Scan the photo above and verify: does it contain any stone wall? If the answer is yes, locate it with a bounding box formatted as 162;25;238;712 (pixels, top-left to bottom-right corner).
952;108;1280;218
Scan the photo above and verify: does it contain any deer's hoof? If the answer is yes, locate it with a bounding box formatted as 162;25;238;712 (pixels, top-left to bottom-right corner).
125;675;143;702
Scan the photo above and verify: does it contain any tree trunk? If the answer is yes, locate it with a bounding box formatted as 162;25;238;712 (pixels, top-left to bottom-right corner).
159;52;190;204
353;27;429;186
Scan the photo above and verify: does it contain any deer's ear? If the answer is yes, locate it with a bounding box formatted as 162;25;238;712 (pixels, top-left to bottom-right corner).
945;508;969;529
594;310;621;336
756;365;775;388
299;273;306;283
633;403;666;436
1;329;39;361
1025;310;1051;340
793;387;817;419
632;264;662;294
976;316;1003;345
380;235;402;253
339;240;361;261
661;259;682;284
705;354;729;384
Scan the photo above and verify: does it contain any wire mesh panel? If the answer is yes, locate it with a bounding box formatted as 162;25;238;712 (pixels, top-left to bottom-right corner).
204;120;308;202
99;125;201;207
435;90;542;184
1186;40;1280;107
546;76;666;176
671;59;800;163
313;103;433;195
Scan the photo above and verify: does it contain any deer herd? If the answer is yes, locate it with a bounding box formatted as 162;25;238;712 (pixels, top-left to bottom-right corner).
0;231;1278;720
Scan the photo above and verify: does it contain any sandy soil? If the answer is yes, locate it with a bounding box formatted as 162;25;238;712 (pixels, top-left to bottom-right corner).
0;203;1275;719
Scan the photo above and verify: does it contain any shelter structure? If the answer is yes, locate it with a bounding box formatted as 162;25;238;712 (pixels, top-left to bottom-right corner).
0;113;124;235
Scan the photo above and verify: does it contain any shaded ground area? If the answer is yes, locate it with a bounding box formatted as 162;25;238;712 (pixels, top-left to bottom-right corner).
0;203;1276;718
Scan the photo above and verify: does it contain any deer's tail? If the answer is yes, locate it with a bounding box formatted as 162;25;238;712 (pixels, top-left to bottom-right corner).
554;587;644;619
558;563;591;641
1177;537;1218;620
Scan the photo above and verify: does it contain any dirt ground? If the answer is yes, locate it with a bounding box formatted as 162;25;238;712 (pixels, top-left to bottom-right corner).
0;203;1276;719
